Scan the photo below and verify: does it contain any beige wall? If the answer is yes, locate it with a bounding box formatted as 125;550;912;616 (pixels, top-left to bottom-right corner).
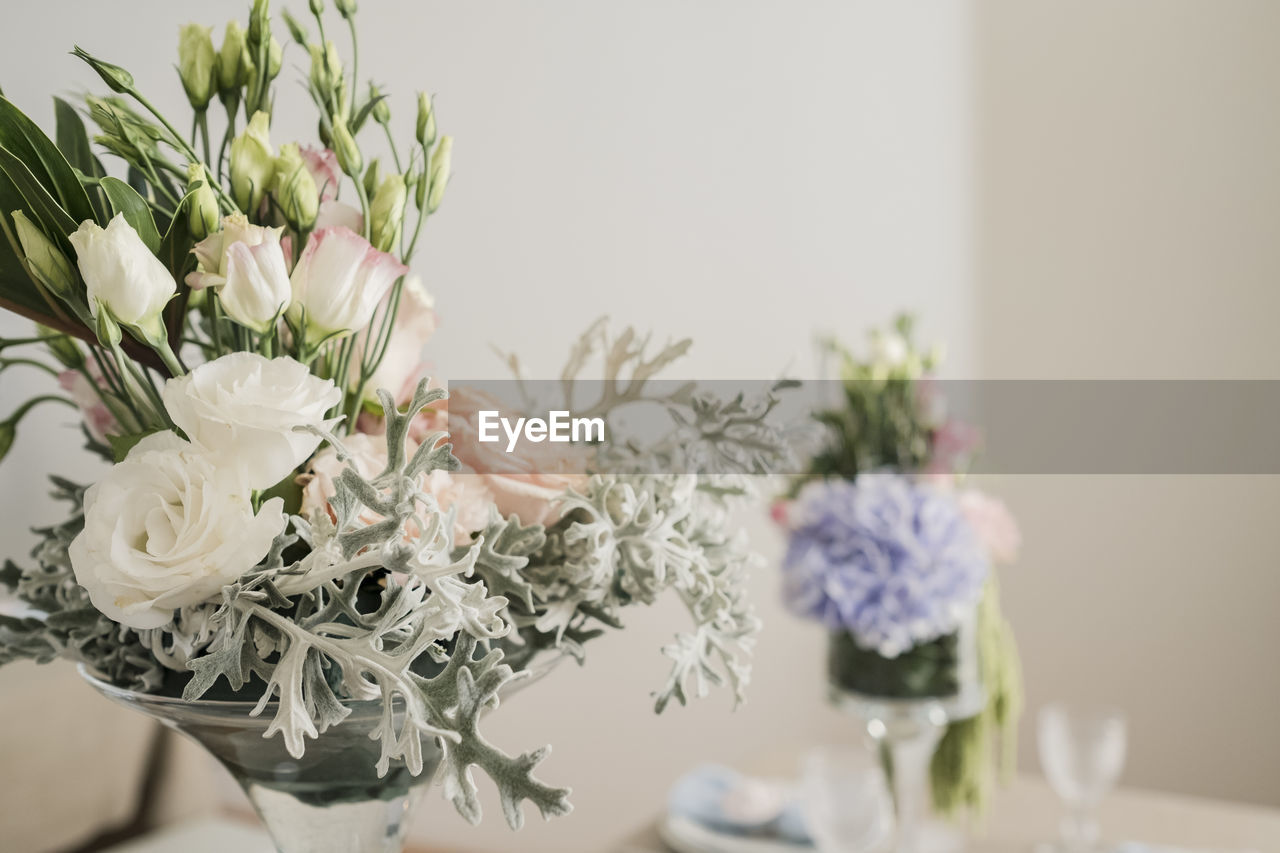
975;0;1280;806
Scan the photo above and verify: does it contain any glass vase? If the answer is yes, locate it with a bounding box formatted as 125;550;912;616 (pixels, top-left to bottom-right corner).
81;666;438;853
827;615;984;853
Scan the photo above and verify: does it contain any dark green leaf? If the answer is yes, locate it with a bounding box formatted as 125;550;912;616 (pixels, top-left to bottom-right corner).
54;97;109;221
0;144;79;243
99;176;161;254
0;96;95;224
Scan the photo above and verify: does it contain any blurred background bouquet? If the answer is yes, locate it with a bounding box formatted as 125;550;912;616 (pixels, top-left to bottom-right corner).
775;315;1023;836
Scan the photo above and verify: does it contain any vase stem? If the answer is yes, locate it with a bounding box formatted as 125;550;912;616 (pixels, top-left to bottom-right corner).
874;717;944;853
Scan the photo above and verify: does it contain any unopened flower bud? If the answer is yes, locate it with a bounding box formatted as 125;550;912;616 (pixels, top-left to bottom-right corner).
332;119;362;176
230;111;276;212
282;10;309;45
426;136;452;214
12;210;78;299
310;0;324;15
415;92;435;146
185;163;221;240
370;85;390;126
308;41;341;97
248;0;269;47
369;174;406;253
72;47;135;95
218;21;252;94
362;157;382;200
335;0;357;19
268;36;283;79
35;324;83;370
411;165;426;210
177;24;217;111
274;143;320;229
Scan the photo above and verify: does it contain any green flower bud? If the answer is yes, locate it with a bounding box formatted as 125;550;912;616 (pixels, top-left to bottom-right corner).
310;0;324;15
332;119;362;176
369;174;406;253
95;308;122;350
415;92;436;146
72;47;134;95
274;143;320;229
248;0;269;47
35;325;83;370
308;40;342;97
268;36;283;79
177;24;217;111
185;163;221;240
335;0;357;19
282;10;309;45
426;136;452;214
411;165;426;211
11;210;77;299
229;111;276;212
370;84;390;126
362;157;382;200
218;21;252;94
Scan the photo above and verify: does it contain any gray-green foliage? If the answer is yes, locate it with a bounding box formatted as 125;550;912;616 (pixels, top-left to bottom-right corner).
0;324;798;829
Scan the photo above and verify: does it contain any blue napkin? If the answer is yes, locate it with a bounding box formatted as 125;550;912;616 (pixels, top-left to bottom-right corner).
667;764;812;845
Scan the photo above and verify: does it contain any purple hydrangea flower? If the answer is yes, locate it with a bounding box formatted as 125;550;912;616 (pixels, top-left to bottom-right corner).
781;473;988;658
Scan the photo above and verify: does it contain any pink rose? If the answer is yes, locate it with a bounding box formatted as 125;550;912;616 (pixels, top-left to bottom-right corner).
958;490;1021;565
301;146;342;201
298;432;494;541
58;366;117;445
437;385;590;528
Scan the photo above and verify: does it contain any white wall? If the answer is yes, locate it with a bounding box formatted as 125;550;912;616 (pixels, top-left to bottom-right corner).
0;2;975;851
975;0;1280;808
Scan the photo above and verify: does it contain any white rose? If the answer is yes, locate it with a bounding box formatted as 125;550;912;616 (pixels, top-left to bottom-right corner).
68;213;176;340
288;225;408;339
69;431;285;630
162;352;343;490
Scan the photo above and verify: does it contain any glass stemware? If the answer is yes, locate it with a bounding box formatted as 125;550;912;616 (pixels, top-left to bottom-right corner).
1037;703;1128;853
802;745;894;853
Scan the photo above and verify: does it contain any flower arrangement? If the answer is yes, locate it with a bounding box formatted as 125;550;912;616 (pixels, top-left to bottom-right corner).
775;315;1023;818
0;0;785;832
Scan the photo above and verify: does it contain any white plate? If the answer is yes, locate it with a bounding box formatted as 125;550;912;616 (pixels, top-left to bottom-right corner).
658;815;811;853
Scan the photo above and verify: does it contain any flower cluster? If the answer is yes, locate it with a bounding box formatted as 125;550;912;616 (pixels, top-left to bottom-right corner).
780;473;988;658
0;3;791;830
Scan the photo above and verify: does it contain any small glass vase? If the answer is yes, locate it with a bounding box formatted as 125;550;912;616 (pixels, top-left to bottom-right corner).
826;615;984;853
82;665;437;853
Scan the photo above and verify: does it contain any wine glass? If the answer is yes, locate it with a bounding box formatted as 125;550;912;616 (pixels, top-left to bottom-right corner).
801;746;894;853
1037;703;1128;852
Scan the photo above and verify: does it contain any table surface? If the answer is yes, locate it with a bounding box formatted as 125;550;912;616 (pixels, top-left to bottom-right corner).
613;775;1280;853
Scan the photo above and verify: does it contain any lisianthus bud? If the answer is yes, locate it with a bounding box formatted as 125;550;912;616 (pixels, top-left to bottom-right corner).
12;210;77;299
335;0;357;19
413;164;427;210
308;41;342;98
332;119;362;176
427;136;452;214
36;325;84;370
248;0;269;47
362;157;382;200
177;24;217;111
369;175;406;253
370;85;390;126
282;10;308;45
268;36;283;79
310;0;324;14
274;143;320;229
69;214;176;346
288;226;408;339
218;21;252;95
230;111;276;212
185;163;221;240
415;92;435;146
72;48;134;95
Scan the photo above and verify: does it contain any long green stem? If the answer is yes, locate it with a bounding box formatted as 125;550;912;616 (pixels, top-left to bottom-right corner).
0;358;60;378
5;395;76;425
